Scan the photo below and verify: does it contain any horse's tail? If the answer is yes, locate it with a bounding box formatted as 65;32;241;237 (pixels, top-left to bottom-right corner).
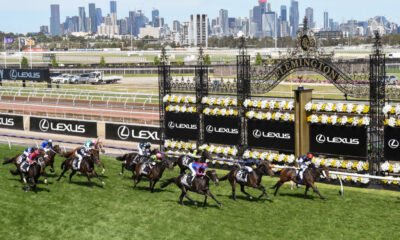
219;174;229;182
116;154;127;161
160;178;176;188
3;157;13;165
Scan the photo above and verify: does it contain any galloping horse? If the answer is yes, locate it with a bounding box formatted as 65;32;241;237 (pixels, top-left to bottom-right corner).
271;165;330;200
56;149;105;187
22;158;45;192
43;145;62;173
62;140;106;174
173;150;212;174
116;149;158;176
133;157;174;193
219;160;274;201
161;170;223;207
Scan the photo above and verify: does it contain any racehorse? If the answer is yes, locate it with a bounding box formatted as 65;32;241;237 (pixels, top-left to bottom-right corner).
133;157;174;193
219;160;274;201
3;149;49;185
116;149;158;176
161;170;223;207
271;165;330;200
23;159;44;192
56;149;105;187
173;150;212;174
43;145;62;173
61;140;106;174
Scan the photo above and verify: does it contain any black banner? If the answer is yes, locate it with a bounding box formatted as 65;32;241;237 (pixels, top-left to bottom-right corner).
165;112;199;141
0;114;24;130
310;124;367;158
247;120;294;152
30;117;97;137
106;123;161;144
204;116;241;145
384;126;400;161
0;69;49;81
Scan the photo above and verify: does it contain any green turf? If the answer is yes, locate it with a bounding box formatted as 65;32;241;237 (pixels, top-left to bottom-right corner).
0;144;399;240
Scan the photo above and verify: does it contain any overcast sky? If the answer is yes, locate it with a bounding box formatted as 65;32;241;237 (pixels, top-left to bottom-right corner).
0;0;399;33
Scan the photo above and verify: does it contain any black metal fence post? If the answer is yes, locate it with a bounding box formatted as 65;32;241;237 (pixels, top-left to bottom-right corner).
158;48;171;151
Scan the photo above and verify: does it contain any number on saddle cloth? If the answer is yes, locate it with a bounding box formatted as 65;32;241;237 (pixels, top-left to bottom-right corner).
235;169;249;182
140;164;151;175
182;155;193;167
181;173;193;187
20;161;30;173
73;158;82;170
17;155;24;165
296;169;305;183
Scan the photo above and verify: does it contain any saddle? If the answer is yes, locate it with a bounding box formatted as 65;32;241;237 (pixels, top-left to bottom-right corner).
236;169;249;182
182;155;193;167
181;173;194;187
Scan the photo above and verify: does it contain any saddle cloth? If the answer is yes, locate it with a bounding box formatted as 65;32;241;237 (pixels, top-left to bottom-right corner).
182;156;193;167
140;164;151;175
16;155;24;165
296;169;305;183
72;159;82;170
181;173;193;187
236;169;249;182
20;161;30;173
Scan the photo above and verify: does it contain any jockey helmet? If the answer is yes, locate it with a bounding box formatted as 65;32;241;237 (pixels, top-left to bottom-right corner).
146;142;151;148
92;140;97;145
48;139;53;143
307;153;313;159
156;153;163;159
34;150;40;154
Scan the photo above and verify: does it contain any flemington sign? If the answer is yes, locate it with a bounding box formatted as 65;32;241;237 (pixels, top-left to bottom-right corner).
273;58;341;82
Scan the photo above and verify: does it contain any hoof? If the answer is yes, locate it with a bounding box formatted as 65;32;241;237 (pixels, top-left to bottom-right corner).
249;196;253;200
119;172;123;176
23;178;27;184
102;181;105;185
265;196;271;201
322;198;327;201
219;204;223;208
193;202;198;206
56;179;60;182
44;179;48;185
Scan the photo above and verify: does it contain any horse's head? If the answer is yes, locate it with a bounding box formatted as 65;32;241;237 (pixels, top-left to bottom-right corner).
53;145;62;154
258;160;274;177
95;140;106;154
319;166;330;181
206;170;219;186
89;149;100;163
161;157;174;170
201;150;213;163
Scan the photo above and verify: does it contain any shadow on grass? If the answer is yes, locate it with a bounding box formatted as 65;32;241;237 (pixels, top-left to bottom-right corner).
219;194;273;203
132;186;173;193
67;180;105;188
163;199;222;209
23;185;50;193
276;192;315;200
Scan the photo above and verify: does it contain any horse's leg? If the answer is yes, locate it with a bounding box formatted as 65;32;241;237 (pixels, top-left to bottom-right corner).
240;184;253;200
181;187;196;205
230;179;237;201
100;161;105;175
85;172;94;187
56;168;68;182
41;169;48;185
133;176;141;188
310;182;327;200
304;185;310;199
69;170;77;183
120;164;125;175
151;179;159;193
180;166;185;174
202;194;208;207
50;162;55;173
92;170;105;185
207;189;223;207
149;178;154;192
256;185;270;200
179;191;185;205
273;180;285;196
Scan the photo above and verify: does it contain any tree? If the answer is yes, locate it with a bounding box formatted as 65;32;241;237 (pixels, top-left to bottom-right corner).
204;54;211;65
99;56;106;67
153;56;160;66
255;53;263;66
51;57;59;67
21;57;29;68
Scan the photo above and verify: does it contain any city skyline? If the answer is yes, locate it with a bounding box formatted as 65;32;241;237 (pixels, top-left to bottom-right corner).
0;0;399;34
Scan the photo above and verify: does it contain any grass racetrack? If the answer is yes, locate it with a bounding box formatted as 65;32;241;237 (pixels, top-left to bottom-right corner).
0;144;399;240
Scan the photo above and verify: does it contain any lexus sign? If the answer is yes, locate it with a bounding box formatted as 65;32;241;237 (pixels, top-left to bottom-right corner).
247;120;294;152
204;116;241;145
165;112;199;141
310;124;367;158
0;69;49;81
106;123;161;144
0;114;24;130
384;126;400;161
30;117;97;137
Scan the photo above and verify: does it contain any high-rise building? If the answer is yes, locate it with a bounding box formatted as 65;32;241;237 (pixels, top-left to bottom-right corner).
118;18;129;35
289;0;299;38
88;3;97;33
219;9;229;36
110;1;117;14
96;8;103;26
259;0;267;14
280;5;287;22
263;11;277;37
78;7;87;32
324;11;329;30
305;7;314;28
152;9;159;25
128;11;136;35
189;14;208;47
134;11;149;36
50;4;61;35
173;20;181;32
40;25;49;34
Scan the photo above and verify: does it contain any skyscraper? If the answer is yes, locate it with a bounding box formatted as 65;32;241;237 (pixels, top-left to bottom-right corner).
78;7;87;32
290;0;299;38
96;8;103;26
305;7;314;28
189;14;208;47
219;9;229;36
152;9;159;25
110;1;117;14
324;11;329;30
89;3;97;33
263;11;277;37
173;20;181;32
280;5;287;22
50;4;61;35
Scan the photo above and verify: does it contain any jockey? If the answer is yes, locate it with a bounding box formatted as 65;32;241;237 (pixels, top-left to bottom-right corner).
138;142;151;157
188;162;208;180
84;139;97;149
148;152;163;169
242;158;259;174
27;149;41;165
296;153;314;187
41;139;53;153
22;147;36;161
75;145;92;166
